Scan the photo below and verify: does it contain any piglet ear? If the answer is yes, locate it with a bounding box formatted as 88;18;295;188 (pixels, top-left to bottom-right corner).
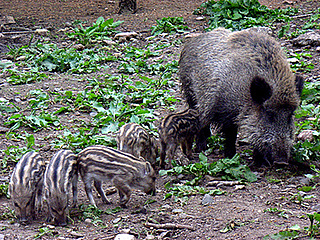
145;162;153;175
295;74;304;97
250;76;273;105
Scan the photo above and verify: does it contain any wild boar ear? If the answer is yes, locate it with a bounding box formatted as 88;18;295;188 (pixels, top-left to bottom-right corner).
250;76;272;105
295;74;304;97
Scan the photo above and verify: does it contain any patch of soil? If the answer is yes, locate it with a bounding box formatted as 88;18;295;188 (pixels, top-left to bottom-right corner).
1;0;320;239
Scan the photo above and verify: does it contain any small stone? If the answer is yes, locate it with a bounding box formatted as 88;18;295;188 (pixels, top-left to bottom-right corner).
247;26;273;36
90;111;97;117
0;16;16;25
172;209;183;214
84;218;92;224
145;235;155;240
113;217;122;224
35;29;49;35
316;46;320;52
292;31;320;46
114;32;138;39
58;27;70;32
161;204;171;210
120;229;130;234
288;176;310;186
72;44;85;51
185;33;201;39
196;16;205;21
16;56;26;61
287;58;299;64
297;130;314;142
47;224;55;229
113;52;122;58
159;231;170;238
202;194;214;205
114;234;136;240
235;185;245;190
70;231;84;238
103;40;117;45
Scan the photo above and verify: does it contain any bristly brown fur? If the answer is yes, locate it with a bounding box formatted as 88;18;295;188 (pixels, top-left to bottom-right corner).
116;123;158;166
179;27;304;166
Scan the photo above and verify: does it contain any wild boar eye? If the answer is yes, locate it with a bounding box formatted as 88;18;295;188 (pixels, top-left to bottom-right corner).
14;202;20;209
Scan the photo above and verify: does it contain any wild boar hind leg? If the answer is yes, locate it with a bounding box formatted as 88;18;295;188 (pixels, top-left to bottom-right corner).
83;177;97;207
94;180;110;204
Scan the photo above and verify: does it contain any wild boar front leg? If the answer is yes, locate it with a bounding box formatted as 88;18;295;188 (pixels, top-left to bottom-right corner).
113;177;131;207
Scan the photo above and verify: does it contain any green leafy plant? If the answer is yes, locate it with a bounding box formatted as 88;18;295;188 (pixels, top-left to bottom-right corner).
72;204;122;226
34;227;56;239
293;81;320;163
27;90;50;110
264;208;289;219
160;153;257;185
302;11;320;30
263;227;300;240
307;212;320;237
2;132;36;168
163;182;224;205
5;69;48;85
73;74;176;132
151;17;189;35
194;0;297;31
7;43;116;74
0;184;9;198
264;214;320;239
290;52;314;73
0;207;15;222
52;128;116;153
5;111;60;132
66;17;123;45
0;99;19;114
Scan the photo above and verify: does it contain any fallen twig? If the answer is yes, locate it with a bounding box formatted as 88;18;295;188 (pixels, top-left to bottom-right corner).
206;180;240;187
291;13;313;19
2;31;34;35
145;222;195;231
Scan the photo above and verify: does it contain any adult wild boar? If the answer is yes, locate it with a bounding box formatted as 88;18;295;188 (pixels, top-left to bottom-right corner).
179;28;304;166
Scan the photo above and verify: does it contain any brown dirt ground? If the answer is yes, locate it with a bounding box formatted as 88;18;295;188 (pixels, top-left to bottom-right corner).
1;0;320;239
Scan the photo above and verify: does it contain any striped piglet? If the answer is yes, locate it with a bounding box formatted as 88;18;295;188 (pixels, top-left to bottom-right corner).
78;145;156;208
158;108;200;169
44;150;78;226
116;123;158;166
9;151;46;224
